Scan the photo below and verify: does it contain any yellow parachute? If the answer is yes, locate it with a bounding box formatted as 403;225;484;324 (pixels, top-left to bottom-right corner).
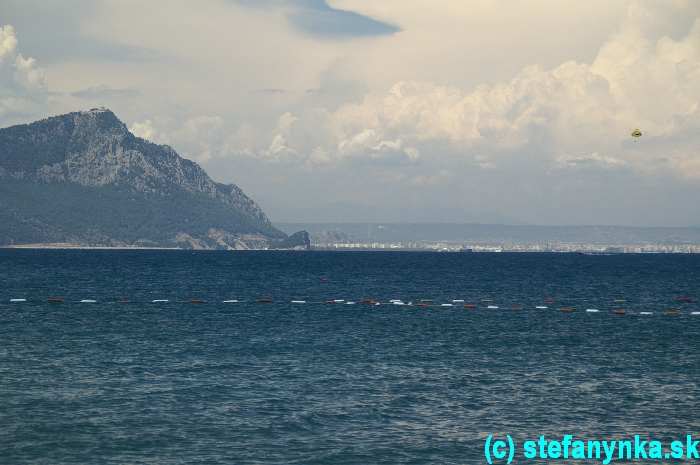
631;129;642;138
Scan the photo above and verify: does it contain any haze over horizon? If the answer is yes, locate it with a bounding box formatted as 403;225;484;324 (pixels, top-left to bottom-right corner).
1;0;699;227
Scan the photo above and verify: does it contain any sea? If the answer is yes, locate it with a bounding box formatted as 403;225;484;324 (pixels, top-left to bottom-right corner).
1;250;699;464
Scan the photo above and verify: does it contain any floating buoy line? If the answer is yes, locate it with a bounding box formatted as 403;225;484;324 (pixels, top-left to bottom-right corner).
2;296;699;316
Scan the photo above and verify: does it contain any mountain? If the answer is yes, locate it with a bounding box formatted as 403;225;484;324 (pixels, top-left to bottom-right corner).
0;108;310;250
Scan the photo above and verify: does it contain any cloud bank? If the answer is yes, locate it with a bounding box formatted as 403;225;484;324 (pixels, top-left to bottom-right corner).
1;0;699;225
246;3;700;180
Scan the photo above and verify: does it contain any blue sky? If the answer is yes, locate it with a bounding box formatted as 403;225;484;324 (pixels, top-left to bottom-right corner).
235;0;400;38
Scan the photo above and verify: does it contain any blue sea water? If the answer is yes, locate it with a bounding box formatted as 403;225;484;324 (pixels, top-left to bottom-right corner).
1;250;699;464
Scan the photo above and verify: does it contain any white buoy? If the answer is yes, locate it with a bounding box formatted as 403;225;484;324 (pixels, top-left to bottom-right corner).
441;303;454;307
152;300;169;303
487;305;499;309
333;299;345;303
222;300;239;303
691;312;700;316
639;312;654;315
586;309;600;313
452;299;465;303
392;301;405;306
346;301;356;305
535;306;548;309
80;299;97;303
291;300;306;304
10;299;27;303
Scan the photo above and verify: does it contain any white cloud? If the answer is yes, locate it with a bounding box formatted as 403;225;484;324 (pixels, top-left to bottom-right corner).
0;24;47;125
232;2;699;179
129;115;226;163
129;119;161;142
261;112;301;161
0;25;19;60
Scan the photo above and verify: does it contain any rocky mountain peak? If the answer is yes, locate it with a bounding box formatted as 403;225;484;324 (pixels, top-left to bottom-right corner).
74;107;129;134
0;109;310;250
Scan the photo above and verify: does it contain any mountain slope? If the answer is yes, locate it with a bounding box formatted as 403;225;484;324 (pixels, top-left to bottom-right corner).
0;108;309;249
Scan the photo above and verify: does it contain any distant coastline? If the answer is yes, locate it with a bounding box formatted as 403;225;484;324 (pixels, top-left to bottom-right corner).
1;243;180;250
0;243;308;251
2;244;699;254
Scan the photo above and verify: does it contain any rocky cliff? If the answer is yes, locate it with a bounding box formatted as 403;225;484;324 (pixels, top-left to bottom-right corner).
0;108;309;250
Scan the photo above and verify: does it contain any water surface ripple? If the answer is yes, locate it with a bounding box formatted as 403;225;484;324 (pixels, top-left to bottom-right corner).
1;250;699;464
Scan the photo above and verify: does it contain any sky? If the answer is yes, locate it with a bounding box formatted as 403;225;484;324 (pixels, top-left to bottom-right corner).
1;0;699;226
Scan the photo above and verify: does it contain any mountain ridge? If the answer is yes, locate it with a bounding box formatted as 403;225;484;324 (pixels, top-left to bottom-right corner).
0;108;309;250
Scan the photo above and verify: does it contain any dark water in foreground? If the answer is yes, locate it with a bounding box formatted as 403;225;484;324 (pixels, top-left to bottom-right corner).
1;250;699;464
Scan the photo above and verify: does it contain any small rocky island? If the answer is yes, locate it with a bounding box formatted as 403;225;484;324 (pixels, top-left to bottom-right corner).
0;108;310;250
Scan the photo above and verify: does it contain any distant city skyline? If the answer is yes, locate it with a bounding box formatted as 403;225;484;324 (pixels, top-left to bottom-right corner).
277;222;700;253
1;1;699;226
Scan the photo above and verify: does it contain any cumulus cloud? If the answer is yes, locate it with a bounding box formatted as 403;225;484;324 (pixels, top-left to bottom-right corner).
261;112;301;161
129;119;162;142
0;26;19;60
131;0;698;226
0;24;47;125
227;2;699;181
130;115;227;163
